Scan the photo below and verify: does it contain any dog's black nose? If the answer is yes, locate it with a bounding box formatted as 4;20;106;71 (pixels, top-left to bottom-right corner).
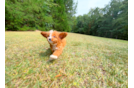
49;38;51;41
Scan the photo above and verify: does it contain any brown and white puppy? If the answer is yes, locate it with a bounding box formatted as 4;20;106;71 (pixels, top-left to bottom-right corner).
41;30;67;60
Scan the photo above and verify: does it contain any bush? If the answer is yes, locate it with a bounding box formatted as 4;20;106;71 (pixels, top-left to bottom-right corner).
36;26;46;31
30;27;36;31
19;26;29;31
5;27;8;31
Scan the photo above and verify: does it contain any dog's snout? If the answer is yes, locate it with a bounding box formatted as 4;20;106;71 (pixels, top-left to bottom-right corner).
49;38;51;41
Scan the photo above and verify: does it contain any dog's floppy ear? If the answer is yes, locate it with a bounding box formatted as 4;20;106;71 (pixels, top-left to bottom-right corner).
41;32;49;38
59;32;67;39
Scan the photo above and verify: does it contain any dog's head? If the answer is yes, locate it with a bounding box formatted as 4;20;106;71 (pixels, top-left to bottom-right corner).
41;30;67;45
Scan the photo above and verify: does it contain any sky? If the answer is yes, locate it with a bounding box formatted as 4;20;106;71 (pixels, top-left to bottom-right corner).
74;0;111;16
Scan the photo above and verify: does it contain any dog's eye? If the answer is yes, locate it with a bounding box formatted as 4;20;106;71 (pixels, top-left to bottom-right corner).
53;36;56;38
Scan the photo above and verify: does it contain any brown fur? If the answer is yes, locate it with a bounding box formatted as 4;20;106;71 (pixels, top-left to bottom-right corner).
41;30;67;60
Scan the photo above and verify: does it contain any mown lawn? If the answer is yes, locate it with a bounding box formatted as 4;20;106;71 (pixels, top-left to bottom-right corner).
5;31;128;88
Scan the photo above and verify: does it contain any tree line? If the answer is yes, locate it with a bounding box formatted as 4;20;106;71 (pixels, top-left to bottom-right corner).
5;0;128;40
72;0;128;40
5;0;77;31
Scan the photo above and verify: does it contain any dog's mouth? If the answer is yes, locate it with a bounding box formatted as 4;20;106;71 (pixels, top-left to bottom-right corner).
48;39;58;45
48;40;52;43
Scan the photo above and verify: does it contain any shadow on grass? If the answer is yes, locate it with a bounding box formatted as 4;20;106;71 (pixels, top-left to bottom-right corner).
39;48;56;63
5;46;7;50
39;48;52;57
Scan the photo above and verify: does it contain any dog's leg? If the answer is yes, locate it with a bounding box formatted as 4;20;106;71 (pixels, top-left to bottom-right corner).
50;44;54;53
49;49;63;60
50;47;54;53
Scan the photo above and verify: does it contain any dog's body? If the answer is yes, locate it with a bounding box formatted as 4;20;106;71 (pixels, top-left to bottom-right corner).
41;30;67;60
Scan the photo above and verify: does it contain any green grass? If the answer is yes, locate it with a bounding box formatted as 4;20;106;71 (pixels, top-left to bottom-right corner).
5;31;128;88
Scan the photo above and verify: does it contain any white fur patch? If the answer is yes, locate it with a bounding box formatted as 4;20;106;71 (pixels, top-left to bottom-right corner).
49;30;53;39
52;44;58;51
49;55;58;60
48;30;53;44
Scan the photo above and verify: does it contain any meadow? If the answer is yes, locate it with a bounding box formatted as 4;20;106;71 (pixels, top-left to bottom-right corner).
5;31;128;88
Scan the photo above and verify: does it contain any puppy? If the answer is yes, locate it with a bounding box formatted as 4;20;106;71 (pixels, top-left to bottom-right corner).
41;30;67;60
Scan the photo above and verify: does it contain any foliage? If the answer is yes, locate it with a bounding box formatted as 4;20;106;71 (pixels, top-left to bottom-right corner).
5;0;128;40
72;0;128;40
5;0;77;31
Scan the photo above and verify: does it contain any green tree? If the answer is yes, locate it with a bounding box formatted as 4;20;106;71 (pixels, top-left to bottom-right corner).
51;0;77;32
5;0;57;31
72;0;128;40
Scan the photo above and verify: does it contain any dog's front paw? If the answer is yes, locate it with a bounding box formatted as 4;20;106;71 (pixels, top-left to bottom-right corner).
49;55;58;61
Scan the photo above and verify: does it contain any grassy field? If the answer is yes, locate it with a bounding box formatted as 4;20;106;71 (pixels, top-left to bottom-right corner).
5;31;128;88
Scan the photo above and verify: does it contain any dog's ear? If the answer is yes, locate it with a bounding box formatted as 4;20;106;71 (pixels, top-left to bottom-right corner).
59;32;67;39
41;32;49;38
